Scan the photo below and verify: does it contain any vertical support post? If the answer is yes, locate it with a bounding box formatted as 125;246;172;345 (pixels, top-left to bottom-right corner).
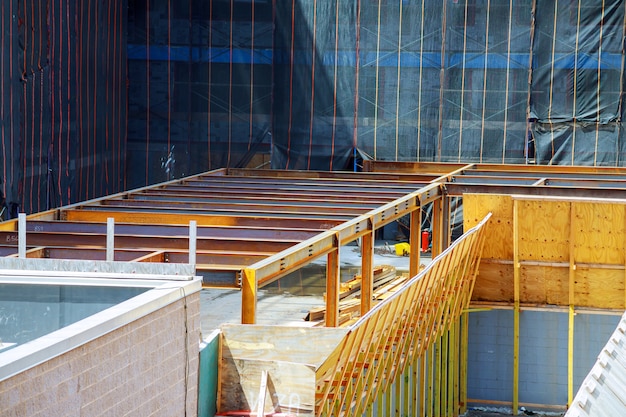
512;199;520;415
189;220;197;265
427;347;434;417
434;337;441;417
431;195;450;257
361;221;374;316
410;208;421;278
395;373;401;415
441;331;449;416
431;198;443;257
568;202;576;406
241;268;257;324
418;355;425;417
449;323;456;414
326;233;341;327
106;217;115;261
18;213;26;259
441;194;451;250
460;312;469;415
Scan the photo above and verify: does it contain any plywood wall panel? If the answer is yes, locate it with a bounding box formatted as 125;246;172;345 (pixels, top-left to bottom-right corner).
574;268;625;309
472;262;514;302
520;265;569;305
517;200;570;263
572;202;625;265
464;194;514;260
467;194;626;310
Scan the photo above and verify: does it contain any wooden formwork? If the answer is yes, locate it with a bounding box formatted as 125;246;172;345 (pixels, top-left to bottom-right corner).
464;193;626;411
217;214;491;416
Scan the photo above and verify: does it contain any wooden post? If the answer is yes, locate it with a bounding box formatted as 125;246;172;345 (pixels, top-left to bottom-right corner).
460;312;469;415
361;224;374;316
410;208;421;278
513;199;520;415
241;268;257;324
326;237;341;327
432;199;443;257
568;202;575;406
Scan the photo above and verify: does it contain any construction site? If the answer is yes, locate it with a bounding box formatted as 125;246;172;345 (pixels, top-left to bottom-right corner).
1;1;626;417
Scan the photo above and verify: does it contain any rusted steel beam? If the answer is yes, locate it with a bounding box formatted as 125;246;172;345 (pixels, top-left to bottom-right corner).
131;191;394;205
253;231;339;288
445;183;626;199
0;231;296;253
225;168;441;182
61;210;347;229
165;181;427;197
96;199;374;216
24;220;320;241
363;160;626;175
157;185;410;199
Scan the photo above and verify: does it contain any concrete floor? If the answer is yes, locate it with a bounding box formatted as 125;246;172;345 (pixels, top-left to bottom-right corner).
199;241;431;336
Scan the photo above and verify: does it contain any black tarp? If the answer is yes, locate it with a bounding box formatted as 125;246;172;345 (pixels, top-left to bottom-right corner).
530;0;625;165
0;0;127;215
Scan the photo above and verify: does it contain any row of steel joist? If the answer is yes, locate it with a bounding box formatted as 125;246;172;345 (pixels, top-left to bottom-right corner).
8;163;626;325
0;168;443;309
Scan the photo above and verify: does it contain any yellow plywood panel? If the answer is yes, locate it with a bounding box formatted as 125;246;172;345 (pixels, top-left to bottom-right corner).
517;200;570;262
463;194;513;260
471;262;514;302
574;268;625;310
572;202;625;265
519;265;569;306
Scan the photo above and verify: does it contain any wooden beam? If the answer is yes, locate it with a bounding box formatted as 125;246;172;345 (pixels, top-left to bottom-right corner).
326;243;341;328
512;199;520;415
360;230;374;316
241;268;257;325
410;208;421;278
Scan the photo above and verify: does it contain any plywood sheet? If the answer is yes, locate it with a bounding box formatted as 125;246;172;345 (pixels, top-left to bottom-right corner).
574;268;625;310
219;358;316;415
516;200;570;262
463;194;513;260
220;324;347;368
519;265;569;305
572;202;625;265
471;262;514;302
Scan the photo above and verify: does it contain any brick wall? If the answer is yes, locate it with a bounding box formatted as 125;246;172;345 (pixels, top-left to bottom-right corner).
0;292;200;417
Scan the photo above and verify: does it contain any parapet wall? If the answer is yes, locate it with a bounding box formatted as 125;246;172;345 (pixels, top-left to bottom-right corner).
0;292;201;417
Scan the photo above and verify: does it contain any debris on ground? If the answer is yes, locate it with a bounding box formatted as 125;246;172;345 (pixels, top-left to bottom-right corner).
463;407;565;417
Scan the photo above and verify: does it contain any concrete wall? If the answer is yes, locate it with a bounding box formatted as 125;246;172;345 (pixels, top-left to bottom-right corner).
467;309;620;408
0;293;200;417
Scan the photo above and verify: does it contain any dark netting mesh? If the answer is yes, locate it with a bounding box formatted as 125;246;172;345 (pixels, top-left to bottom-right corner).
530;0;625;165
5;0;626;214
271;0;357;170
1;1;127;215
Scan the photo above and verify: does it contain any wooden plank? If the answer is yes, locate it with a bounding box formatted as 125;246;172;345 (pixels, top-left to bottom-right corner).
471;263;514;302
516;200;570;262
572;202;625;265
463;194;513;259
325;248;340;327
574;268;625;309
519;265;569;305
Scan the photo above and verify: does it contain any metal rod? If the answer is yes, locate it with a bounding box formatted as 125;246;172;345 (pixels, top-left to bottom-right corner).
189;220;197;265
18;213;26;259
106;217;115;261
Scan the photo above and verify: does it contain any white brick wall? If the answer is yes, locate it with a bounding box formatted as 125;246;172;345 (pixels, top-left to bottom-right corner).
0;293;200;417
